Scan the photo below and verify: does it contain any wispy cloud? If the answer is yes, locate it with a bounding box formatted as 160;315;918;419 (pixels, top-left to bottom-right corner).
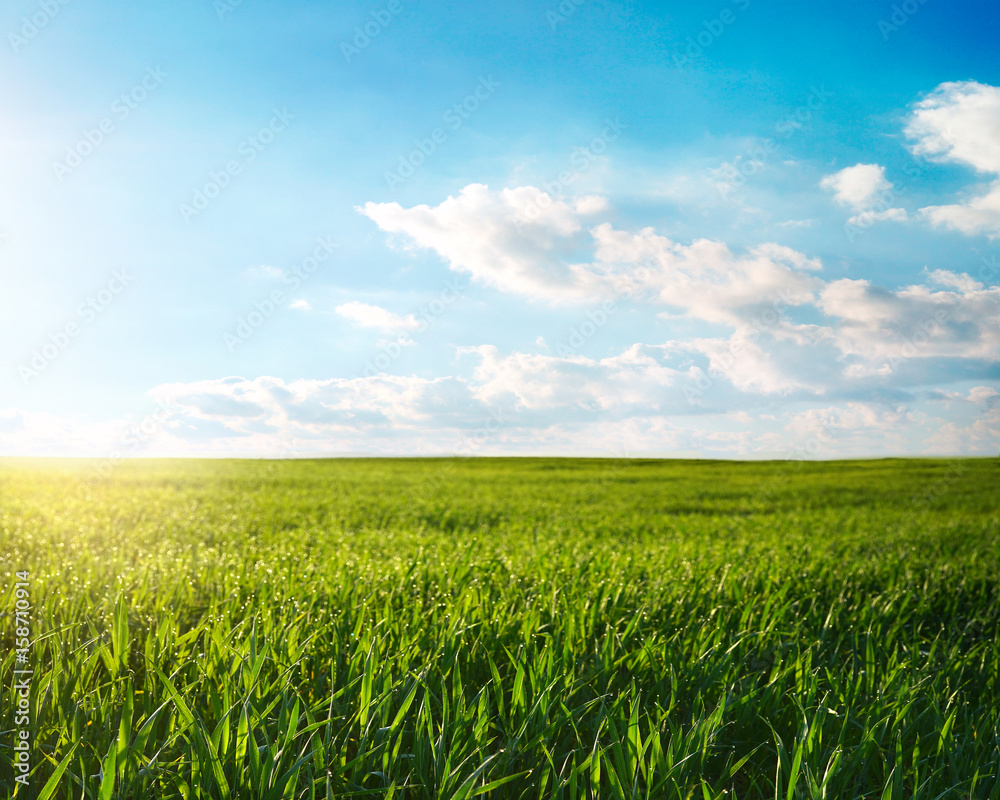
335;301;420;333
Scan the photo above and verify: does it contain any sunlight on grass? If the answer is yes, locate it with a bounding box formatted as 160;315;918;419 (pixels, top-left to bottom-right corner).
1;457;997;798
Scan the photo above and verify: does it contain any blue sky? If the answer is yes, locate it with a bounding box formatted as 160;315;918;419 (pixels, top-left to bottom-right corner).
2;0;999;458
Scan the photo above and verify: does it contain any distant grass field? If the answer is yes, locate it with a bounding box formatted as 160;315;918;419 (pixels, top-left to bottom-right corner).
1;457;998;799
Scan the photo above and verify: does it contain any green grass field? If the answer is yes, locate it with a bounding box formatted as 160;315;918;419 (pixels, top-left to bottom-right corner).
1;457;998;799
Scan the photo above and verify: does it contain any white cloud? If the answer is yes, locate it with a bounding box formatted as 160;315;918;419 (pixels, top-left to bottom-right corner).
361;183;824;325
358;182;999;388
3;338;998;457
934;385;1000;405
820;164;892;210
968;385;999;404
290;299;312;311
906;81;1000;174
817;276;1000;365
923;406;1000;455
925;269;982;293
358;183;604;301
335;301;420;333
919;182;1000;237
574;195;609;214
906;80;1000;236
152;374;480;430
783;403;919;455
677;326;831;396
591;225;822;326
847;207;908;226
464;343;683;414
6;376;994;457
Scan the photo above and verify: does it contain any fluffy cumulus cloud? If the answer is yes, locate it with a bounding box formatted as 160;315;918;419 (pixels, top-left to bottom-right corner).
820;164;892;210
675;327;833;397
906;81;1000;174
784;403;916;451
906;80;1000;236
919;183;1000;237
463;343;683;415
820;163;907;226
591;225;822;326
817;271;1000;368
361;183;824;325
358;184;609;301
